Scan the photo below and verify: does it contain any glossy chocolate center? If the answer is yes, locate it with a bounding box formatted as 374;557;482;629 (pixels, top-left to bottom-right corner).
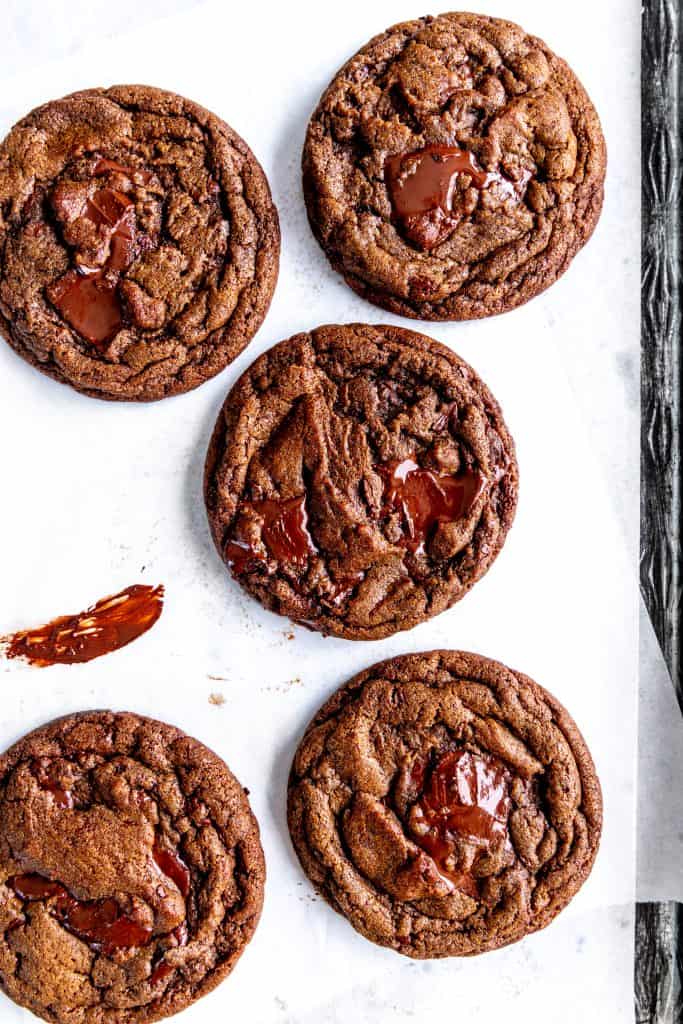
386;145;490;214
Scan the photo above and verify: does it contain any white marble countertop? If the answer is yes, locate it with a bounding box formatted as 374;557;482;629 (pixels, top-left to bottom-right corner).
0;2;645;1021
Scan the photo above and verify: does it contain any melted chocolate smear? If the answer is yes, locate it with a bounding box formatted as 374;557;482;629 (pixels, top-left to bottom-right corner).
10;874;65;901
385;144;526;250
153;839;191;899
9;874;152;954
411;751;511;897
2;584;164;667
225;495;317;574
56;895;152;954
378;456;485;554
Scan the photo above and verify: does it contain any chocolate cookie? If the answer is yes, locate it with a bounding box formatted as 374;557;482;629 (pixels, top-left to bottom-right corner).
288;651;602;957
0;85;279;400
303;13;606;320
204;323;517;641
0;711;265;1022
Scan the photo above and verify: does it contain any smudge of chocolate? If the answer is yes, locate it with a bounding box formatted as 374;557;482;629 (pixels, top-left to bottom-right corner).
153;839;191;899
2;584;164;667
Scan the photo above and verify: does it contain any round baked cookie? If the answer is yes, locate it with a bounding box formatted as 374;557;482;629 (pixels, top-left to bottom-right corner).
0;85;280;400
204;323;518;641
303;12;606;321
0;711;265;1022
288;651;602;958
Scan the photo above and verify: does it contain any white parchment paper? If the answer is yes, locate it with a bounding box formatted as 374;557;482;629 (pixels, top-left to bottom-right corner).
0;1;641;1020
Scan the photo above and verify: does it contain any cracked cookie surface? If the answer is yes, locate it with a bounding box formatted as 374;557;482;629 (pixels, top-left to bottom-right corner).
303;12;606;320
204;323;518;640
0;711;264;1022
287;651;602;957
0;85;280;400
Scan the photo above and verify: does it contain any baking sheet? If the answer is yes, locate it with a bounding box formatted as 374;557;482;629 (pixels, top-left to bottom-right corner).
0;1;641;1020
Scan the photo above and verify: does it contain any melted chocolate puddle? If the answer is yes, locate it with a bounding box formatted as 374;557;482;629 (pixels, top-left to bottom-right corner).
46;159;150;347
2;584;164;667
9;873;152;954
378;456;485;553
48;269;124;347
225;495;317;575
410;750;511;897
9;840;191;962
385;144;529;250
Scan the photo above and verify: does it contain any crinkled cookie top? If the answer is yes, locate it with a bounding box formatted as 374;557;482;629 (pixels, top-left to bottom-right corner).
303;13;605;320
0;711;264;1023
204;324;518;640
0;85;279;400
288;651;602;957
